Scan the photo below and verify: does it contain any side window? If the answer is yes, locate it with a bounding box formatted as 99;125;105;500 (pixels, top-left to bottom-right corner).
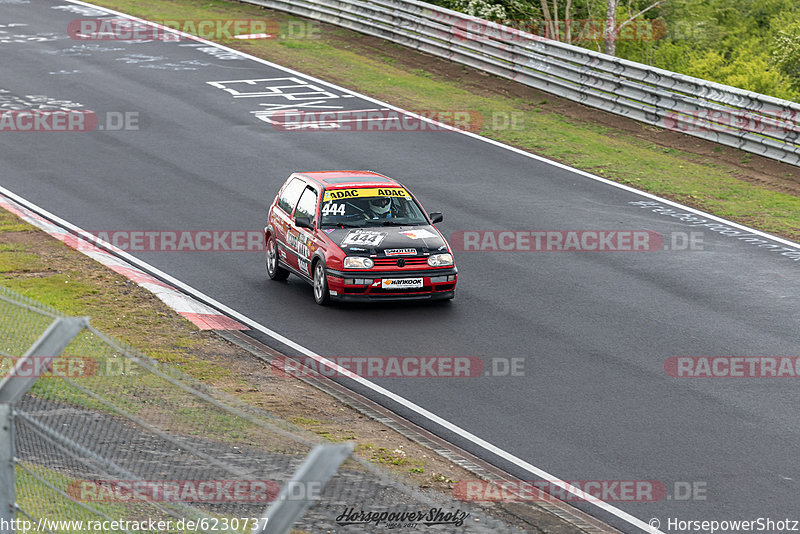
278;178;306;215
294;187;319;225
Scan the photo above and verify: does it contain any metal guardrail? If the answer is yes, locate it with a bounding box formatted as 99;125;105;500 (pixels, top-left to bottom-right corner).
244;0;800;166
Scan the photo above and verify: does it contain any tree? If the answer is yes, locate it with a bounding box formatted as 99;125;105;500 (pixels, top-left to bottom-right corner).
772;21;800;93
450;0;507;20
604;0;667;56
603;0;617;54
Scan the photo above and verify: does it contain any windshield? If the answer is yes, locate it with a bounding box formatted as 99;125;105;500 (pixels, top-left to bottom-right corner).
319;188;429;227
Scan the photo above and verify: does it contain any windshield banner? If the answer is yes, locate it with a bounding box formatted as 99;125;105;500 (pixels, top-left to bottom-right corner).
323;188;410;202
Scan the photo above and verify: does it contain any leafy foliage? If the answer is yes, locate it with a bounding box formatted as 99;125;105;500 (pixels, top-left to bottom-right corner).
449;0;508;20
772;20;800;94
424;0;800;101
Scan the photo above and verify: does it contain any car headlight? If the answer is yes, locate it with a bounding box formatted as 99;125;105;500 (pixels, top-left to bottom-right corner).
343;256;374;269
427;253;453;267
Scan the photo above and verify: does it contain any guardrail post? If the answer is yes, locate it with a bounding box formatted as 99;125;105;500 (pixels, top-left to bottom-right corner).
253;442;354;534
0;403;13;534
0;317;88;534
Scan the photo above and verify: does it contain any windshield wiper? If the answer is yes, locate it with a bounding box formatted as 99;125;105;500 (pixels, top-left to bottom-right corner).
364;220;410;226
321;222;363;228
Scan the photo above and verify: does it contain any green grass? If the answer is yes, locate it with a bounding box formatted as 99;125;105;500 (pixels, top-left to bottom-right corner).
17;463;135;533
4;274;101;311
0;211;241;385
16;462;255;533
357;443;418;466
20;350;267;448
0;250;40;273
0;219;32;232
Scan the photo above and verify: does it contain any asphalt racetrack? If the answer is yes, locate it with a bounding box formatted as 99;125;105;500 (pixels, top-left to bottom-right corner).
2;1;800;531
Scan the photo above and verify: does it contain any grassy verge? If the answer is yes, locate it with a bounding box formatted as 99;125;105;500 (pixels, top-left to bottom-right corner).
83;0;800;241
17;463;260;534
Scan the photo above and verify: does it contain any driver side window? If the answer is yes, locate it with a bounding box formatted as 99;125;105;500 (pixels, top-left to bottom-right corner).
294;187;318;226
278;178;306;215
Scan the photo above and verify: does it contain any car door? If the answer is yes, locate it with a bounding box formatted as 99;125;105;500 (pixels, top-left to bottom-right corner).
287;185;319;279
273;177;306;271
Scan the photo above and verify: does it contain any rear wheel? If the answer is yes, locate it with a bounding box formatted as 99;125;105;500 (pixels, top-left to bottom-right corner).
266;234;289;281
313;261;330;305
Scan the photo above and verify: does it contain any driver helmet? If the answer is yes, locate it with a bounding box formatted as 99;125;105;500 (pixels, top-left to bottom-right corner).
369;197;391;215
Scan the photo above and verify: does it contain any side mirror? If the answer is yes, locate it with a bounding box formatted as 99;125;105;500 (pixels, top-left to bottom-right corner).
429;212;444;224
295;216;314;230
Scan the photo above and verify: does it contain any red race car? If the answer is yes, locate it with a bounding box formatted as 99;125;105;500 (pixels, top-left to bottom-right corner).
265;171;457;304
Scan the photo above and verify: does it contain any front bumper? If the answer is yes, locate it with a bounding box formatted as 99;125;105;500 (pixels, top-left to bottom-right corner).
325;267;457;301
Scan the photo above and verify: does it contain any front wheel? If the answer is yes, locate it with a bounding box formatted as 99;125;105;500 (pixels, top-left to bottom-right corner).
266;234;289;281
313;261;330;305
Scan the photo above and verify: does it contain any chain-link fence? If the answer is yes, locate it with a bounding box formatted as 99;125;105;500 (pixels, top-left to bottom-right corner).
0;285;518;533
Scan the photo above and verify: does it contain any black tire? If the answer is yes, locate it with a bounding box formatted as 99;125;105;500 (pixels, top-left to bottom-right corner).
266;234;289;281
312;260;330;305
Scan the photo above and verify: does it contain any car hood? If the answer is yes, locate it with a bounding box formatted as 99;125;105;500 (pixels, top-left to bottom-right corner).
323;225;449;255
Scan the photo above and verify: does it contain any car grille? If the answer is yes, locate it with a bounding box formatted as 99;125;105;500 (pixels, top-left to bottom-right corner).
372;257;430;268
